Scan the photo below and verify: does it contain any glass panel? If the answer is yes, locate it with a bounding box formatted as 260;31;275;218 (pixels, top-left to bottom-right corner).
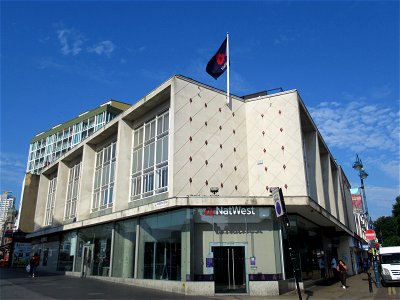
112;219;137;278
57;231;77;271
156;140;162;164
110;162;115;182
131;176;141;198
143;145;150;168
75;224;113;276
109;185;114;204
138;209;188;280
162;137;168;162
149;142;155;167
132;151;138;173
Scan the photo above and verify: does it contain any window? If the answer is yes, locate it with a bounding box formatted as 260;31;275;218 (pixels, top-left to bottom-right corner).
65;161;81;220
95;112;105;130
130;112;169;201
155;113;169;193
92;142;116;212
44;175;57;226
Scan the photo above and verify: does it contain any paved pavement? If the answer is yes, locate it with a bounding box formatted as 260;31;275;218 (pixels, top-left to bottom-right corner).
1;268;399;300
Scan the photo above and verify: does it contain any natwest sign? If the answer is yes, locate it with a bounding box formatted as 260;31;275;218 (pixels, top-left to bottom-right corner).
204;206;255;216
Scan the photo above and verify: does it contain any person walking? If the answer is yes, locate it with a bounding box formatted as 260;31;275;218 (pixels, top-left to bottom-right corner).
318;256;326;279
337;259;348;289
29;253;40;278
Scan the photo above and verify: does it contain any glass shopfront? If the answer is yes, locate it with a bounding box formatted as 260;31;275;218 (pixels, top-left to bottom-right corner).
137;209;189;280
75;223;113;277
57;206;294;291
57;231;77;271
283;215;325;281
191;206;282;294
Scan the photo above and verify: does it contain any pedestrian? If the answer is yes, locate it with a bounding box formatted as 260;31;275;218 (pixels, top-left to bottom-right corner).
331;257;337;279
318;256;326;279
29;252;40;278
337;259;348;289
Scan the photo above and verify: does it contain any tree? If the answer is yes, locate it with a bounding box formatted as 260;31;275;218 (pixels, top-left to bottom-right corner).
393;196;400;236
383;235;400;246
374;195;400;246
392;196;400;218
374;216;398;246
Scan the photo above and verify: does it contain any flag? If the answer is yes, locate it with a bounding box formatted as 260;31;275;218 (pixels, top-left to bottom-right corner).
206;38;228;79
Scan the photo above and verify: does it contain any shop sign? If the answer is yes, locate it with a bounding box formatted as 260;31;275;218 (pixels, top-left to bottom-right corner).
4;229;13;238
362;244;369;251
250;256;257;269
154;200;169;208
203;206;255;216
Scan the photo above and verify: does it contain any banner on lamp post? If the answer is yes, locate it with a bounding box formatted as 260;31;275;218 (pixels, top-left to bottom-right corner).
351;193;364;214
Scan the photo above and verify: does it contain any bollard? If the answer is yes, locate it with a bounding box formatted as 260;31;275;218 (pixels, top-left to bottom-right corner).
373;259;381;288
367;272;373;293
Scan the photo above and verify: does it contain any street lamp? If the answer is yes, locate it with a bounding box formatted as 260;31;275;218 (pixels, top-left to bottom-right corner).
352;154;381;288
352;155;369;221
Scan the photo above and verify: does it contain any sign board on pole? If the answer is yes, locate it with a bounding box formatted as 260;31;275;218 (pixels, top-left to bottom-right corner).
271;187;286;218
365;229;376;240
351;193;364;214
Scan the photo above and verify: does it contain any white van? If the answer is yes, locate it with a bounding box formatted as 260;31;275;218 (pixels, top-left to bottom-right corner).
379;246;400;285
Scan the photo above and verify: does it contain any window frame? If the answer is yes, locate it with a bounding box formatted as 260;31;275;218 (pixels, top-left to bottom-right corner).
44;175;57;226
92;141;117;212
64;161;82;220
130;111;169;202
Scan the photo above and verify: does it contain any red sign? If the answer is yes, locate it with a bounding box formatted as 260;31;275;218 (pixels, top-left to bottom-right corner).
365;229;376;240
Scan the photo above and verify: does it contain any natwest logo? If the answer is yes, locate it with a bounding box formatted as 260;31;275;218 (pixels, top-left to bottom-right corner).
203;206;255;216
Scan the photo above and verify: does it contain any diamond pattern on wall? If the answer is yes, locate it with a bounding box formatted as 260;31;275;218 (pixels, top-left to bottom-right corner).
174;78;309;197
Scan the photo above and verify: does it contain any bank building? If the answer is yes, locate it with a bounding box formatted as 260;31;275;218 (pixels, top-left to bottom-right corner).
23;75;360;296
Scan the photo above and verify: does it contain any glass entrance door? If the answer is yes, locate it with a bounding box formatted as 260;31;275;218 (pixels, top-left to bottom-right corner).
212;246;246;293
81;244;94;278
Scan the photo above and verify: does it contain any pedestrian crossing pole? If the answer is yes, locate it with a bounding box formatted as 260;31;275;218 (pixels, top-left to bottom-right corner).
271;187;302;300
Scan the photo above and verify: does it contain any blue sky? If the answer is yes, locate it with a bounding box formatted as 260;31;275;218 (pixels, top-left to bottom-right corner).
1;1;399;221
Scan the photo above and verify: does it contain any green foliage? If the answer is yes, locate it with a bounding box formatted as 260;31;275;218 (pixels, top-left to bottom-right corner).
374;195;400;246
392;196;400;218
393;196;400;236
383;235;400;246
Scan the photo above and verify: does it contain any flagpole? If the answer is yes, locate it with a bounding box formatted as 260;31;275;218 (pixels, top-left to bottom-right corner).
226;32;230;106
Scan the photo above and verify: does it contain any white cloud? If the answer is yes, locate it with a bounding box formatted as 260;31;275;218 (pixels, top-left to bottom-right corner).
361;185;400;219
309;95;400;185
54;24;116;58
0;152;26;187
309;100;400;154
87;40;115;57
56;28;84;56
371;84;393;100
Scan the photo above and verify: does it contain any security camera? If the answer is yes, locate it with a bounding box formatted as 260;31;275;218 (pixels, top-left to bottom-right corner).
210;187;219;195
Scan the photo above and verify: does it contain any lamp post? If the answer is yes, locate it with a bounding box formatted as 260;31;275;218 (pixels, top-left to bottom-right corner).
352;154;381;288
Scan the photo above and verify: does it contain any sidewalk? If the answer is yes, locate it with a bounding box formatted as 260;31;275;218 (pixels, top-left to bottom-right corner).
270;273;395;300
214;273;396;300
1;268;397;300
